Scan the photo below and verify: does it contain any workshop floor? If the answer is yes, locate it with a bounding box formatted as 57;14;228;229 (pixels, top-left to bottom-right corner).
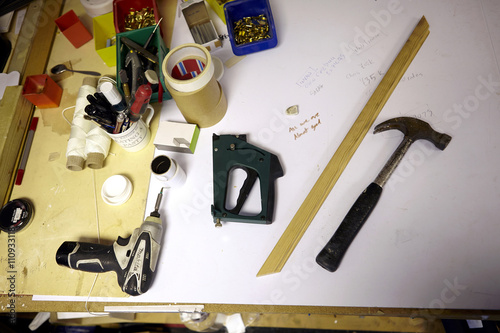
2;313;499;333
0;314;419;333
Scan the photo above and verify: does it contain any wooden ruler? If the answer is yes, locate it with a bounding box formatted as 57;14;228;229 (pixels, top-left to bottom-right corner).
257;16;430;277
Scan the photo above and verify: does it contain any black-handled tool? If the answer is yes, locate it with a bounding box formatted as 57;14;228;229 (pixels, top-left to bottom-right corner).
125;50;147;97
121;37;159;64
316;117;452;272
316;183;382;272
56;189;165;296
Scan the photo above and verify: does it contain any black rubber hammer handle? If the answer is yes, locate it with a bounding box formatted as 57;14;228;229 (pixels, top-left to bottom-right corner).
316;182;383;272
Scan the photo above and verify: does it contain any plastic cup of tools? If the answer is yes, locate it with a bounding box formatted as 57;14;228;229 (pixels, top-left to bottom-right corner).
101;175;133;205
107;105;155;152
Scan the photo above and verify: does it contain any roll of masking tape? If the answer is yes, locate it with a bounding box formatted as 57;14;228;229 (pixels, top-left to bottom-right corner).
162;43;227;128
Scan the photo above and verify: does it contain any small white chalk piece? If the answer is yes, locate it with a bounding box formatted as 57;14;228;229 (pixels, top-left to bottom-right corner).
286;105;299;116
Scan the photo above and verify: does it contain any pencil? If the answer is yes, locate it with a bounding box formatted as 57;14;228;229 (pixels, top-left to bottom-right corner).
15;117;39;186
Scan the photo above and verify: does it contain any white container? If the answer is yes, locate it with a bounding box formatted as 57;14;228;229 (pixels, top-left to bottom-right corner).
101;175;133;205
151;155;187;188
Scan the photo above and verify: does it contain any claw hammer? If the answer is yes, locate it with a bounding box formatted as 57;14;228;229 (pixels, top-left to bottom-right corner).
316;117;452;272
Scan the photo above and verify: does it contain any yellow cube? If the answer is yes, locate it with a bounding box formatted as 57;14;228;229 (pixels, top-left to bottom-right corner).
205;0;234;24
93;12;116;67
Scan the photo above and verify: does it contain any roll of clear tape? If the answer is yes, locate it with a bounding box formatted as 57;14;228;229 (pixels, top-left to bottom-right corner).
162;43;227;128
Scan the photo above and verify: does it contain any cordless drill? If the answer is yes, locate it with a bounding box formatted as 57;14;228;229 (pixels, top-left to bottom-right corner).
56;189;164;296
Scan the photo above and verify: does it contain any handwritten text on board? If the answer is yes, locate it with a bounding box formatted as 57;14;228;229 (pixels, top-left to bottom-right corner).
289;113;322;140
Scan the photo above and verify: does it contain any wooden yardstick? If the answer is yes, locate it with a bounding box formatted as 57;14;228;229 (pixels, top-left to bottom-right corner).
258;16;430;277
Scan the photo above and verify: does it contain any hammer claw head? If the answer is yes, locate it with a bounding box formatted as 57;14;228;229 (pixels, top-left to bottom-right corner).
374;117;452;150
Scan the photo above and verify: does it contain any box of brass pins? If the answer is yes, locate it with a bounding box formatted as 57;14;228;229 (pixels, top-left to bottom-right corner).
113;0;161;33
224;0;277;56
180;0;222;52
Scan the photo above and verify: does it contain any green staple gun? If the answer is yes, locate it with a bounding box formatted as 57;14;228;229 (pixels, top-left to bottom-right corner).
211;134;284;226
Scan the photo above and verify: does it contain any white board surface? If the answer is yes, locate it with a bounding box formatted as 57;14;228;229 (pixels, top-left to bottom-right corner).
37;0;500;310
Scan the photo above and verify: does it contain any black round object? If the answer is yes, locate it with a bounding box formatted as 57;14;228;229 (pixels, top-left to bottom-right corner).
151;155;172;174
0;199;34;233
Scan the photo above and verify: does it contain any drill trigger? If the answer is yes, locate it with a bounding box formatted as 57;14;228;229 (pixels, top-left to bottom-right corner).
116;235;130;246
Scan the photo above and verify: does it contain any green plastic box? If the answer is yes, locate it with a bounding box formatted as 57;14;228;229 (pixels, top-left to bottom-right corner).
116;25;171;103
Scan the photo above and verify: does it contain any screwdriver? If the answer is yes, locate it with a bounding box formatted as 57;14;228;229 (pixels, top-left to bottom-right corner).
127;84;152;123
143;17;163;50
151;187;164;218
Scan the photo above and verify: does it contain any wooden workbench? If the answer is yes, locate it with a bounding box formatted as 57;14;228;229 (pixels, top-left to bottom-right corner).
1;0;500;329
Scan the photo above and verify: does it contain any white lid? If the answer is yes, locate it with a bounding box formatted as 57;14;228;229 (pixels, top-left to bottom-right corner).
100;81;123;106
145;69;159;85
101;175;133;205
